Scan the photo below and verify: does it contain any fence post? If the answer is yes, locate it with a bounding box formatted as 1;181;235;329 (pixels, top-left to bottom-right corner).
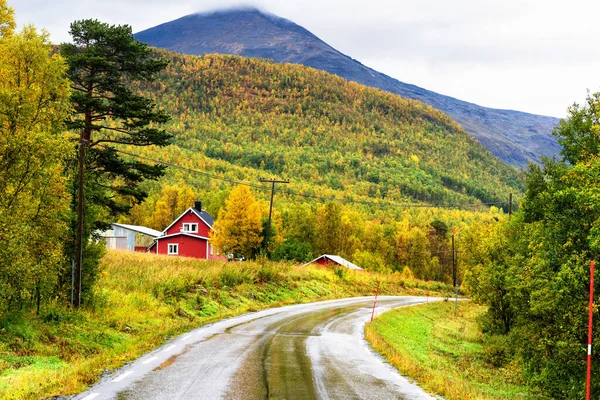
214;275;222;319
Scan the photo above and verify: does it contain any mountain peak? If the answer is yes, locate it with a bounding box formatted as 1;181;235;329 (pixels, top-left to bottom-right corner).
135;7;323;63
134;10;561;167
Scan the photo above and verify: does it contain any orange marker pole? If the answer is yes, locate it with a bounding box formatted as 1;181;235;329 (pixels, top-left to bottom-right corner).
370;281;381;322
587;260;595;400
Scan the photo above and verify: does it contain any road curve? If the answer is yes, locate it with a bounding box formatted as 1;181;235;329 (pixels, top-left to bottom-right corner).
76;296;440;400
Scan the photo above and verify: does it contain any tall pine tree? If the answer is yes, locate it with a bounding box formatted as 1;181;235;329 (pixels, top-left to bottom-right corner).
61;20;171;307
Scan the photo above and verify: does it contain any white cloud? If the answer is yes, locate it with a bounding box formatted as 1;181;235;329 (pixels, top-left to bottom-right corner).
12;0;600;117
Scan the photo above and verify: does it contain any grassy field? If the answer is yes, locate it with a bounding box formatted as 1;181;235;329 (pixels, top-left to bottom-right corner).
0;250;452;399
365;301;539;400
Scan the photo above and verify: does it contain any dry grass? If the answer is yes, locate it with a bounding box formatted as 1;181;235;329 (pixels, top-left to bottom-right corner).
0;250;452;399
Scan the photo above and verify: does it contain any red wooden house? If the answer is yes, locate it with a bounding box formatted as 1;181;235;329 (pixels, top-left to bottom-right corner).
149;202;224;260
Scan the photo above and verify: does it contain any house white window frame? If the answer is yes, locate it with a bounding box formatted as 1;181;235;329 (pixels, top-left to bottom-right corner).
209;243;214;255
168;243;179;255
182;223;198;233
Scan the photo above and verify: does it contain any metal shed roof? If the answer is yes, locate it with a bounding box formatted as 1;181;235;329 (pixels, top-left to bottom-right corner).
112;223;162;238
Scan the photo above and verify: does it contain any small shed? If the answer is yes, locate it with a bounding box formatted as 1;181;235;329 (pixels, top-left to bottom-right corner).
303;254;364;270
101;223;161;252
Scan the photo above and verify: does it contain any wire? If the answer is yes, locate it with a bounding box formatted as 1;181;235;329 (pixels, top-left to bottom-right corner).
104;146;514;210
103;146;268;191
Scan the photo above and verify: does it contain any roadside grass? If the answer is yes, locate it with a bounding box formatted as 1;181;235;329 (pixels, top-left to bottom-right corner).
0;250;452;399
365;301;540;400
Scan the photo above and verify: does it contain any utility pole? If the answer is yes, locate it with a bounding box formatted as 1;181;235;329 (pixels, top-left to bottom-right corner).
452;230;460;316
74;137;87;308
452;233;456;288
259;178;289;257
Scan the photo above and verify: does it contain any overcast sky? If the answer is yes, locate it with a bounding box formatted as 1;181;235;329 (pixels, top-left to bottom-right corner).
12;0;600;117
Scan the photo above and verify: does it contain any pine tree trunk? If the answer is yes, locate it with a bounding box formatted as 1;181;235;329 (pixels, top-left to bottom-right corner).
74;134;85;308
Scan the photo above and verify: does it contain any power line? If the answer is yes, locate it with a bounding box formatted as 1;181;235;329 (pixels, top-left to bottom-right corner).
105;146;516;210
103;146;268;191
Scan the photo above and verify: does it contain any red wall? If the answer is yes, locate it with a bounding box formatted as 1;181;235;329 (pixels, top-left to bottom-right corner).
165;210;211;237
157;235;208;259
315;257;331;265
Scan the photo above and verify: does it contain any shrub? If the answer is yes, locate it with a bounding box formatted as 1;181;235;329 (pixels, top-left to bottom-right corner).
401;266;414;280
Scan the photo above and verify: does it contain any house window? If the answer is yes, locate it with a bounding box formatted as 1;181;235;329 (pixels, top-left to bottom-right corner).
168;243;178;255
182;223;198;233
209;243;213;255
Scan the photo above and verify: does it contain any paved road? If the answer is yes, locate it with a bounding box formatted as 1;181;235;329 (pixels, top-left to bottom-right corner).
76;296;439;400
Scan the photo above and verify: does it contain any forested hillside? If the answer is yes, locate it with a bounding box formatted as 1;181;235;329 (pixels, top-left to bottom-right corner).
117;50;524;278
130;51;523;207
135;9;561;168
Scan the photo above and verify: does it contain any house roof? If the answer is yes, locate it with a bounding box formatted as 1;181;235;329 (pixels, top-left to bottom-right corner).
162;207;215;234
198;210;215;227
303;254;364;270
111;223;162;238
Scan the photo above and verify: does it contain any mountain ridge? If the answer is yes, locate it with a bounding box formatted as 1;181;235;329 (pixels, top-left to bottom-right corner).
134;8;561;168
130;50;524;213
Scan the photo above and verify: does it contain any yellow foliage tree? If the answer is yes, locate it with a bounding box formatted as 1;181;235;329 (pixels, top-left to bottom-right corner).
147;184;197;230
211;185;263;259
0;0;15;38
0;18;71;312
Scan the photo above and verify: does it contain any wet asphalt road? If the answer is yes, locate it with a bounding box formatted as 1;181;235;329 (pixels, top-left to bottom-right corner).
76;296;439;400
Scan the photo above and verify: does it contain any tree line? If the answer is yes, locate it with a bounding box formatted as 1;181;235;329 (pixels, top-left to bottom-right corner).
463;92;600;398
126;182;503;281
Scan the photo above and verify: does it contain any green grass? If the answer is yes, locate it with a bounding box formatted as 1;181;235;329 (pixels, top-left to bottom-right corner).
0;250;452;399
365;301;539;400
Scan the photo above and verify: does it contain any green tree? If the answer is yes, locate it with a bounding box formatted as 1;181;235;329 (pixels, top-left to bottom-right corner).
553;91;600;165
463;91;600;398
61;19;171;306
315;202;344;255
271;238;313;263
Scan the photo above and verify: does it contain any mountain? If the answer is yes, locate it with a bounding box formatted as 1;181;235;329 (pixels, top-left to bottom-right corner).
134;8;562;168
131;50;523;211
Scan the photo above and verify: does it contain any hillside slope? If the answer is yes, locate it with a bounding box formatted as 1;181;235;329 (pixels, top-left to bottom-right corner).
134;8;561;168
132;51;523;207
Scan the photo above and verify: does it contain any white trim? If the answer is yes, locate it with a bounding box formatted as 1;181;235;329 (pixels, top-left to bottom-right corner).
161;208;213;235
182;223;199;233
191;208;214;229
156;232;210;241
168;243;179;255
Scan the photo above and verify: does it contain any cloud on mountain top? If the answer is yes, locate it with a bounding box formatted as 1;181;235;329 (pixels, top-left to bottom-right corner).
12;0;600;116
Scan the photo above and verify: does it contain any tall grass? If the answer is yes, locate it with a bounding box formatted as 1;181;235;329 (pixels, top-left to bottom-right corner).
365;302;539;400
0;250;452;399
